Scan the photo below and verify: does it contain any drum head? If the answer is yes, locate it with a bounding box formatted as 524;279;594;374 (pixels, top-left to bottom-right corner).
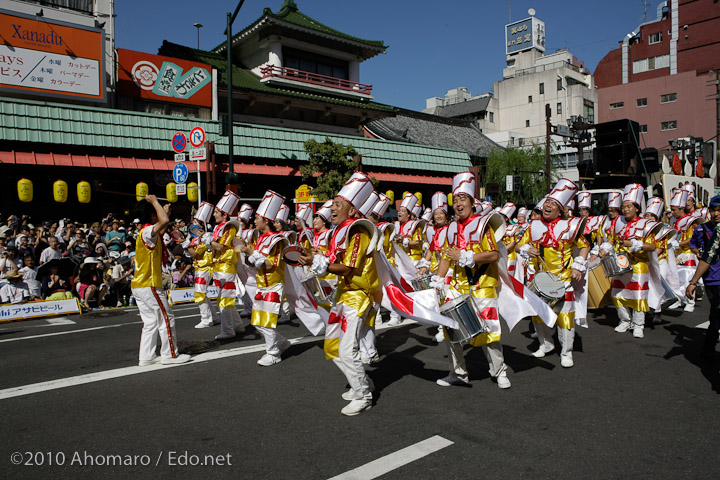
283;246;304;266
533;272;565;299
615;254;630;269
440;294;471;313
232;238;244;249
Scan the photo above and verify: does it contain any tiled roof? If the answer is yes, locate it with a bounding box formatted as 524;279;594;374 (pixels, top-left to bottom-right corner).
432;97;491;118
0;98;469;173
366;109;502;159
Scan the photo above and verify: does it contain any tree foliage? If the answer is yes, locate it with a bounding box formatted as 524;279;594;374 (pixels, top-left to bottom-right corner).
301;137;376;201
484;144;558;206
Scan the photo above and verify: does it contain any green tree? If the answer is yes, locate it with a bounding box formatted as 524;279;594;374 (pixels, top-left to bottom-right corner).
484;144;557;206
301;137;375;201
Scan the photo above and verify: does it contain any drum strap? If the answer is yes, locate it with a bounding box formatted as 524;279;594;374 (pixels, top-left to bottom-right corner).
464;263;489;286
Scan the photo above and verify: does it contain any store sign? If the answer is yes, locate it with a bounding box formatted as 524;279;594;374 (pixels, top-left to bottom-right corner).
296;184;313;203
118;49;212;107
505;17;545;55
0;9;105;102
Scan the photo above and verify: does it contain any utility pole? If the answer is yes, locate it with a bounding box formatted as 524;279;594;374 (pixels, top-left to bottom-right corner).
567;115;594;178
223;1;246;186
545;103;551;192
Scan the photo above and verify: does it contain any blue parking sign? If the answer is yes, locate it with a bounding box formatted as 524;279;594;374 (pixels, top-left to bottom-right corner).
173;162;189;184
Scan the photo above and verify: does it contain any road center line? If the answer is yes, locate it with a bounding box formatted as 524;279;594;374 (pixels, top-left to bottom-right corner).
327;435;454;480
0;321;142;343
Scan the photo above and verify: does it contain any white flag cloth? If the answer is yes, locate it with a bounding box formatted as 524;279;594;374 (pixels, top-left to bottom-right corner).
281;264;328;336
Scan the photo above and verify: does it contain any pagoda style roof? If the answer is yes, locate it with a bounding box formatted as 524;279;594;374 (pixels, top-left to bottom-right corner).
214;0;387;60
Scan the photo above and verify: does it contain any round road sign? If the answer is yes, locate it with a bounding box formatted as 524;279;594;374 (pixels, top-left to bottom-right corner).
172;132;187;153
190;126;206;147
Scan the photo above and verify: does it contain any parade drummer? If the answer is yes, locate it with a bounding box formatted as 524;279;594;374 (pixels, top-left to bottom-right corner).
131;195;191;367
294;204;315;254
236;203;256;317
394;192;425;265
517;179;590;368
599;184;659;338
516;207;529;226
431;171;512;389
207;191;244;340
421;192;452;343
300;172;379;416
238;190;292;367
184;221;219;329
644;196;676;324
668;188;700;312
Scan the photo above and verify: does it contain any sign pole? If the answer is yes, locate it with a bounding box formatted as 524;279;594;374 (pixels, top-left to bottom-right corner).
197;155;202;210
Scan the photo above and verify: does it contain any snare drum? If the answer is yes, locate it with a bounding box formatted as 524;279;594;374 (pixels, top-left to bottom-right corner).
411;274;433;291
439;294;487;344
527;271;566;308
601;251;632;277
302;274;335;306
282;245;305;266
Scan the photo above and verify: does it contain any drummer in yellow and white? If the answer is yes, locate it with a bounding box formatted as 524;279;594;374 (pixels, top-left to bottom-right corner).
517;179;590;368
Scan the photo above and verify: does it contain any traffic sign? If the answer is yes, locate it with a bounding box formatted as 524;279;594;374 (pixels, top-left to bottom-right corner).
174;153;187;162
172;132;187;153
189;148;206;161
176;183;187;195
172;162;189;184
190;126;206;147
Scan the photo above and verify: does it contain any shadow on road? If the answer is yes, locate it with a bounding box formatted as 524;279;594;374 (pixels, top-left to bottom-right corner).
663;323;720;394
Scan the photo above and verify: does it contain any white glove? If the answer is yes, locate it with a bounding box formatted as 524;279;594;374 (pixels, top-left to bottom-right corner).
517;244;531;260
416;258;431;270
402;237;409;248
457;250;476;268
600;242;614;255
668;239;680;251
429;275;445;290
201;232;213;246
310;254;330;276
629;239;644;253
181;239;191;249
571;256;587;274
247;252;267;268
422;242;429;252
590;245;600;256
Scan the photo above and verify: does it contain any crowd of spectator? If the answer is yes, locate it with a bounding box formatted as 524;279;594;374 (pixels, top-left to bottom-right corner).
0;213;194;310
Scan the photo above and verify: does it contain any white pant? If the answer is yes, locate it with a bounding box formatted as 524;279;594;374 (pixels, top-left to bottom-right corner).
133;286;179;362
198;297;220;325
359;321;377;358
333;305;372;400
255;325;287;356
446;340;507;381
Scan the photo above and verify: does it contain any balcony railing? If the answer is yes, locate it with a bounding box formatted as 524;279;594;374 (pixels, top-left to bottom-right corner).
260;65;373;95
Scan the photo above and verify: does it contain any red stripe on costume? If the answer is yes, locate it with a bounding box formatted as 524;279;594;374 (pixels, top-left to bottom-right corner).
195;276;207;286
328;311;347;332
480;307;498;321
510;276;525;298
254;291;281;303
151;287;177;358
611;280;649;290
680;260;697;267
564;291;575;302
400;278;415;293
220;282;236;290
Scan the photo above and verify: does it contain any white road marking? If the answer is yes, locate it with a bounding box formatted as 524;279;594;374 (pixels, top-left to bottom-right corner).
327;435;454;480
696;321;709;329
45;318;76;325
0;322;141;343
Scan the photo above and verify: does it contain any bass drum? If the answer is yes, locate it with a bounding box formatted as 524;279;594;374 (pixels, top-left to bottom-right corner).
587;258;611;309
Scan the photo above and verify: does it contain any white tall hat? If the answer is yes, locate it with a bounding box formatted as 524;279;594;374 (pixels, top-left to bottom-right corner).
546;178;578;208
646;197;665;218
400;192;418;212
431;192;448;213
622;183;644;207
412;203;423;218
421;208;432;222
577;191;592;209
567;199;576;211
693;206;709;222
296;204;313;226
452;172;476;200
372;193;391;218
480;201;493;215
256;190;285;221
276;204;290;223
670;187;689;208
195;201;214;224
494;207;501;213
316;200;333;222
517;207;529;218
216;190;240;216
337;172;375;210
357;191;380;218
534;196;548;211
681;183;696;201
238;203;254;224
608;190;623;209
499;202;516;219
473;199;483;215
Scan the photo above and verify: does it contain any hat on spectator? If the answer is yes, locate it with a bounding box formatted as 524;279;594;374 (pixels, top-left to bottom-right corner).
119;255;132;265
83;257;99;265
5;269;24;279
709;195;720;208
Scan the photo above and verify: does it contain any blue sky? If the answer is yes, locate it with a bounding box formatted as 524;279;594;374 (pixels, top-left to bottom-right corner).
115;0;655;111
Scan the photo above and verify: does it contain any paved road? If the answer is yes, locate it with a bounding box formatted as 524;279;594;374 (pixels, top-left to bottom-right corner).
0;298;718;479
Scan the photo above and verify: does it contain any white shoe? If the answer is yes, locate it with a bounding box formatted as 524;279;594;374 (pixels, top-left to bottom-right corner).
160;354;191;365
436;375;470;387
434;330;445;343
683;304;695;313
497;375;511;389
257;353;282;366
667;301;682;310
138;355;160;367
560;354;574;368
633;327;644;338
194;321;213;329
341;399;372;416
361;353;380;365
532;345;555;358
214;332;236;340
342;379;375;400
386;317;401;327
615;322;631;333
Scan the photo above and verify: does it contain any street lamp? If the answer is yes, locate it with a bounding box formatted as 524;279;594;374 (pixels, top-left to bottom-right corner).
223;0;247;185
193;23;203;50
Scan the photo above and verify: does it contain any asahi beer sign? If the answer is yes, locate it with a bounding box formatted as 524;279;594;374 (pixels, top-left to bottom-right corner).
118;49;212;107
0;9;105;102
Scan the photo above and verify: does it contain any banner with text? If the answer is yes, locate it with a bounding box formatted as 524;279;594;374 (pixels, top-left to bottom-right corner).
0;298;82;323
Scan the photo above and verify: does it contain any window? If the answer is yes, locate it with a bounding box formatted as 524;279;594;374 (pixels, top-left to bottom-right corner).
583;99;595;124
557;102;562;115
557;78;563;91
282;47;349;80
639;124;648;133
526;119;530;127
661;120;677;131
610;102;624;110
528;95;533;103
519;138;525;147
649;32;662;44
661;93;677;103
509;137;515;146
539;83;545;94
634;54;670;73
489;112;494;123
637;97;648;107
